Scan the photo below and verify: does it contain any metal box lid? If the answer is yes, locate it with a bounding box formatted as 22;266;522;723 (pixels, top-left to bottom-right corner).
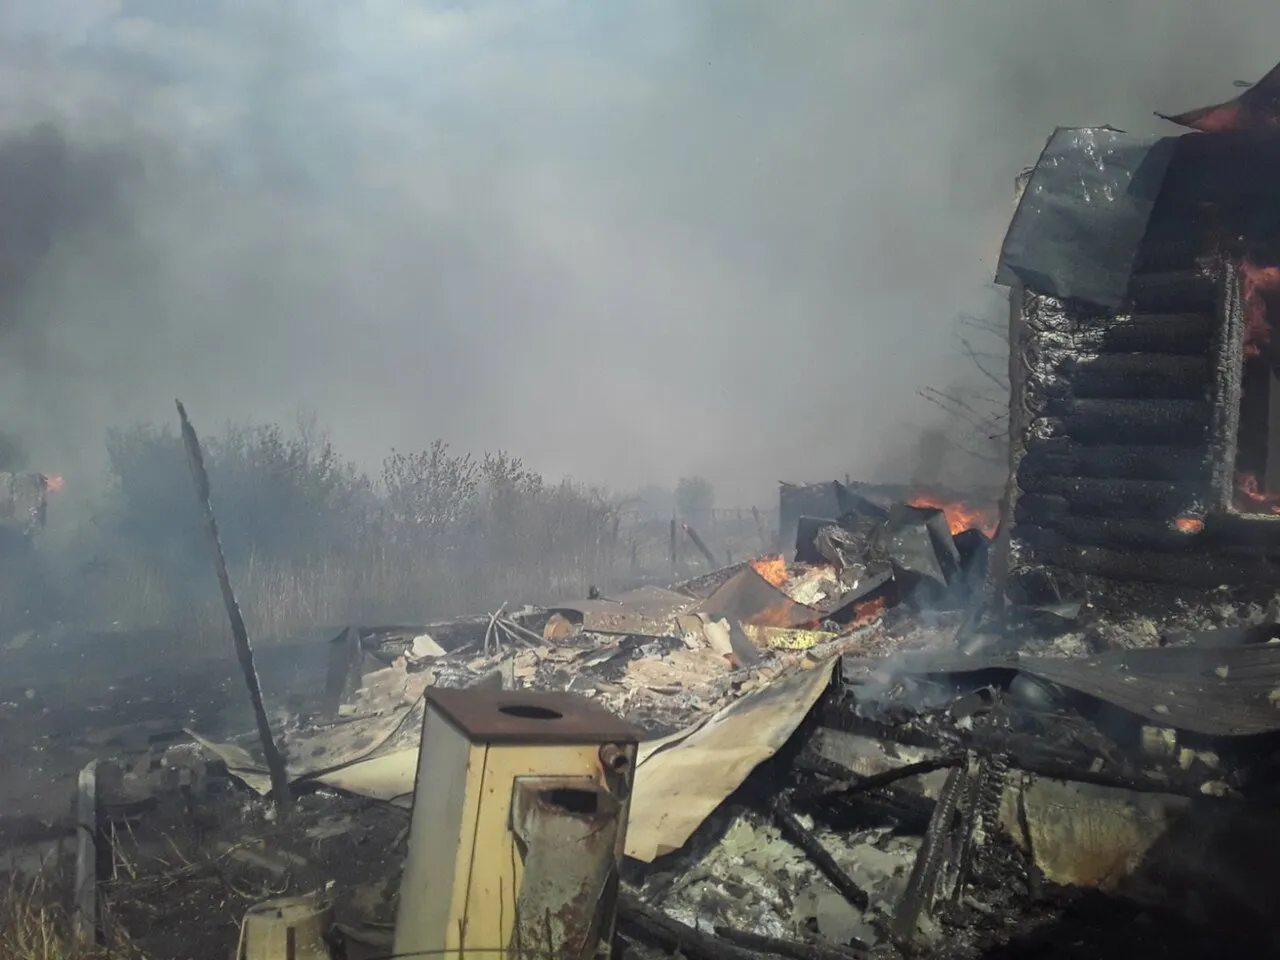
424;688;642;745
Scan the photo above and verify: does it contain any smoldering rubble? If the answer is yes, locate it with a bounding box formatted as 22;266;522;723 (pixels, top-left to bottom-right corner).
6;466;1280;960
14;60;1280;960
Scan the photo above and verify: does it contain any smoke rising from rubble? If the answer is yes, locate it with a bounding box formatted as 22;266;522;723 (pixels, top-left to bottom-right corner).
0;3;1278;501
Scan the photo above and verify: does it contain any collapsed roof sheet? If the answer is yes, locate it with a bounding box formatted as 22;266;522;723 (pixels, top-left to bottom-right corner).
995;126;1179;308
1158;60;1280;133
895;643;1280;737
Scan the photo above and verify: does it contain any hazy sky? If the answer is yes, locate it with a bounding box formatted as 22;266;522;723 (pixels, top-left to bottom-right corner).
0;0;1277;505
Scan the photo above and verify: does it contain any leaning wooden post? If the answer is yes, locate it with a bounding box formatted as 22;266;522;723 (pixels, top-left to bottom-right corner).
176;400;291;810
682;523;719;569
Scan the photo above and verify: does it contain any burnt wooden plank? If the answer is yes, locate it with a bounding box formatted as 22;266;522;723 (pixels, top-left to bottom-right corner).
1026;541;1280;587
1031;398;1211;444
1031;353;1211;401
1031;313;1216;355
1016;519;1203;554
1126;269;1217;313
1018;442;1209;483
1017;476;1205;514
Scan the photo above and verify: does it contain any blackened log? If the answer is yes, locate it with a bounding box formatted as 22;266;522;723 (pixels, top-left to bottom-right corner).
1202;513;1280;548
1016;476;1206;515
1016;519;1204;554
1030;399;1210;445
1029;542;1280;586
1130;238;1211;275
1019;442;1210;483
1032;313;1215;355
1031;353;1211;401
1042;397;1210;425
1126;269;1217;313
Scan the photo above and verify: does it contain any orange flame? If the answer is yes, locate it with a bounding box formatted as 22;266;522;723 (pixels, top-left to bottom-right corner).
1234;472;1280;514
45;474;64;492
849;596;888;626
1241;260;1280;360
1174;516;1204;534
905;495;998;537
750;554;789;588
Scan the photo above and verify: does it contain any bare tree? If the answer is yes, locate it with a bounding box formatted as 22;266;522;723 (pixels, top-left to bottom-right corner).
919;312;1009;471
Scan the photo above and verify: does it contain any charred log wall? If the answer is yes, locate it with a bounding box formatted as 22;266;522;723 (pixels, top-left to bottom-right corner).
1007;263;1280;586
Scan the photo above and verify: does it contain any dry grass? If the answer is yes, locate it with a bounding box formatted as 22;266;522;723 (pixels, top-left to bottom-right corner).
0;882;140;960
72;512;775;646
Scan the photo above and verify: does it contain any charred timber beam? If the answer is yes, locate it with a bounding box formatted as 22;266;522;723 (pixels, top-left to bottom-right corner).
1125;269;1218;313
1202;513;1280;548
1030;371;1209;402
1016;519;1203;554
1029;312;1215;355
1018;443;1210;483
1016;476;1205;516
1031;399;1210;445
1030;354;1212;401
1013;491;1197;524
1027;542;1280;587
1130;239;1212;276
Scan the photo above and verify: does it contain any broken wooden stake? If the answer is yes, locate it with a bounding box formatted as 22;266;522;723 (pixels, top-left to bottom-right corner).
682;522;718;568
72;760;99;946
176;399;292;811
752;504;770;553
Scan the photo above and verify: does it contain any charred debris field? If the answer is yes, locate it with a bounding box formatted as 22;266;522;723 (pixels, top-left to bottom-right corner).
12;63;1280;960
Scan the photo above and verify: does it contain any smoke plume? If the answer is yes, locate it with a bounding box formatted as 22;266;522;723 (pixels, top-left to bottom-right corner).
0;1;1277;502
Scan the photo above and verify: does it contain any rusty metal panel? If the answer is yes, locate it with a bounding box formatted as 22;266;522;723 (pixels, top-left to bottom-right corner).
508;777;623;960
697;566;822;629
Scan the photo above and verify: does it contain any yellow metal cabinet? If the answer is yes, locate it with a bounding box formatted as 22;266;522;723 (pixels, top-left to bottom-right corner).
394;688;641;960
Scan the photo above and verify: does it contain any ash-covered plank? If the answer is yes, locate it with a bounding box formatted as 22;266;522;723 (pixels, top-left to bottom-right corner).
1030;311;1215;355
1030;353;1211;401
1028;541;1280;587
1126;269;1218;313
1018;442;1210;482
1030;398;1211;444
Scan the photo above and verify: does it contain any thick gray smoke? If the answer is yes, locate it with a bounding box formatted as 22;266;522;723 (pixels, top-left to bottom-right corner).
0;1;1277;503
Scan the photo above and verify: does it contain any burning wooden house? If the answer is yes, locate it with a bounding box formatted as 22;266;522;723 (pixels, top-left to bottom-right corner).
997;61;1280;586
